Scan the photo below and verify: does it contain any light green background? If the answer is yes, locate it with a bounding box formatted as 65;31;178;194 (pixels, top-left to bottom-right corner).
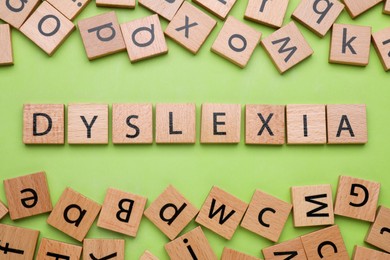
1;0;390;258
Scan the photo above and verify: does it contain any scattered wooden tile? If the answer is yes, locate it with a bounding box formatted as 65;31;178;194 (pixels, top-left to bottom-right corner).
211;16;261;68
261;22;313;74
139;0;183;20
244;0;289;28
0;200;8;220
365;206;390;253
23;104;64;144
0;0;39;28
36;238;82;260
47;0;90;20
4;171;52;220
245;104;285;145
143;185;199;240
165;226;217;260
140;250;159;260
385;0;390;14
343;0;382;18
292;0;344;37
96;0;135;8
97;187;147;237
221;247;262;260
83;239;125;260
165;2;217;54
241;190;292;242
353;246;390;259
120;14;168;63
193;0;237;19
372;27;390;71
200;103;241;143
195;186;248;240
67;103;108;144
47;187;101;242
291;184;334;227
262;237;308;260
0;24;13;65
329;24;372;66
19;2;75;56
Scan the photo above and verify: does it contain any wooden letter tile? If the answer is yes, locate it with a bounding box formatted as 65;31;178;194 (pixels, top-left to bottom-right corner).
0;200;8;220
385;0;390;14
241;190;292;242
245;105;285;145
23;104;64;144
19;2;75;56
211;16;261;68
47;0;90;20
244;0;289;28
286;104;326;144
165;226;217;260
327;104;367;144
291;184;334;227
221;247;262;260
343;0;382;18
4;171;52;220
97;187;147;237
292;0;344;37
143;185;198;240
353;246;390;259
329;24;372;66
261;22;313;74
83;239;125;260
0;24;13;65
0;0;39;28
0;224;39;260
36;238;82;260
120;14;168;63
200;103;241;143
67;104;108;144
165;2;217;54
140;250;159;260
195;186;248;240
47;187;101;242
139;0;183;20
96;0;135;8
193;0;237;19
372;27;390;71
365;206;390;253
262;237;308;260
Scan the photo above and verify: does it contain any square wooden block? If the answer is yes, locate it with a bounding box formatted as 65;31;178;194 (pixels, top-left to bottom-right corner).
244;0;289;28
165;2;217;54
193;0;237;19
291;184;334;227
327;104;367;144
0;224;39;260
329;24;372;66
143;185;198;240
47;187;101;242
139;0;183;20
47;0;90;20
221;247;262;260
301;225;349;259
343;0;382;18
140;250;159;260
200;103;241;143
156;103;196;143
245;105;285;145
372;27;390;71
4;171;52;220
165;226;217;260
195;186;248;240
286;104;326;144
262;237;308;260
78;11;126;60
121;14;168;63
97;187;147;237
37;238;82;260
0;0;39;28
83;239;125;260
23;104;64;144
241;190;292;242
67;104;108;144
385;0;390;14
261;22;313;74
96;0;134;8
353;246;390;259
365;206;390;253
0;200;8;220
211;16;261;68
0;24;13;65
292;0;344;37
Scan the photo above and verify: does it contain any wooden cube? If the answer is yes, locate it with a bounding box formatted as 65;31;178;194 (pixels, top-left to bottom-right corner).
261;22;313;74
241;190;292;242
47;0;90;20
193;0;237;19
211;16;261;68
365;206;390;253
165;2;217;54
4;171;52;220
0;0;39;28
0;24;13;65
292;0;344;37
262;237;308;260
195;186;248;240
139;0;183;20
200;103;241;143
96;0;134;8
0;200;8;220
353;246;390;259
47;187;101;242
67;104;108;144
156;103;196;143
36;238;82;260
301;225;349;259
121;14;168;63
343;0;382;18
23;104;64;144
245;105;285;145
83;239;125;260
291;185;334;227
97;187;147;237
165;226;217;260
143;185;198;240
221;247;262;260
140;250;159;260
244;0;289;28
372;27;390;71
0;224;39;260
329;24;372;66
385;0;390;14
327;104;367;144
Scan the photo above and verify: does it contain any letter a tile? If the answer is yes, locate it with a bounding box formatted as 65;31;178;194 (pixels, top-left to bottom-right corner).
36;238;82;260
83;239;125;260
0;24;13;65
365;206;390;253
0;0;40;28
372;27;390;72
